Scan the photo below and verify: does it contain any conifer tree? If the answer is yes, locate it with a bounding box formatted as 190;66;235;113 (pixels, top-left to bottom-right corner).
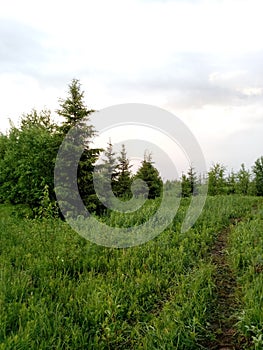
134;151;163;199
226;170;236;195
208;163;226;195
180;174;190;197
93;139;118;212
57;78;95;139
55;79;100;216
237;163;250;195
115;144;132;199
102;139;118;182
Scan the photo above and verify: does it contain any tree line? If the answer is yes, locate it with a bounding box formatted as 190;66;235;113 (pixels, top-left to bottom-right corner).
178;159;263;198
0;79;162;217
0;79;262;218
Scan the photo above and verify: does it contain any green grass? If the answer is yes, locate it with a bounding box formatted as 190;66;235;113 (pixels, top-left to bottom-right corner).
228;209;263;349
0;196;262;349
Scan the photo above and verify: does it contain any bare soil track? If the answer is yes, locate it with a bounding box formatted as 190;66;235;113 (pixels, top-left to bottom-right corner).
202;219;245;350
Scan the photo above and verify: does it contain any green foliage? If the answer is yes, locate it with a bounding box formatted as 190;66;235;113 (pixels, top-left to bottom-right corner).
253;156;263;196
115;144;132;199
226;170;237;195
208;163;226;195
0;110;60;208
228;208;263;349
55;79;99;217
57;78;95;138
0;132;8;161
181;166;198;197
35;184;59;219
181;174;191;197
134;152;163;199
0;133;9;203
0;196;261;349
91;139;118;214
78;148;102;214
103;139;118;181
236;163;251;195
0;80;102;217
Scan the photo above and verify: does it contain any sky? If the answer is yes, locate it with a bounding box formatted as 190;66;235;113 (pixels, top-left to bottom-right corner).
1;0;263;179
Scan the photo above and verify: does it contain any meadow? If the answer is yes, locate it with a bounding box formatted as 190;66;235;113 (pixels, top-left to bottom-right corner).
0;195;262;349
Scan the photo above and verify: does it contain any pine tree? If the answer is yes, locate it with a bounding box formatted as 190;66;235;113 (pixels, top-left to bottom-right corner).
180;166;198;197
208;163;226;195
235;163;250;195
226;170;237;195
181;173;191;197
93;139;118;212
187;166;198;195
115;144;132;199
55;79;100;217
57;78;95;139
102;139;118;182
134;151;163;199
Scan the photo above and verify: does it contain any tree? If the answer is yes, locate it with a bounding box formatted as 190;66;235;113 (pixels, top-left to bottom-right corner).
55;79;99;217
0;110;60;208
102;139;118;182
253;156;263;196
0;132;10;203
180;166;198;197
188;166;198;195
208;163;226;195
115;144;132;199
57;78;95;138
92;139;118;213
133;151;163;199
0;133;8;166
181;173;191;198
226;170;236;195
236;163;250;195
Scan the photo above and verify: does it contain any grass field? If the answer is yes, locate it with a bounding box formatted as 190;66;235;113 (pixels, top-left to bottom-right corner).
0;195;262;349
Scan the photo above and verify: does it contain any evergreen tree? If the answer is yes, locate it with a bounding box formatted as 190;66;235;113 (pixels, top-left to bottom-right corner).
134;151;163;199
226;170;237;195
102;139;118;182
208;163;226;195
55;79;99;217
236;163;250;195
187;166;198;195
57;78;95;139
115;144;132;199
181;173;191;197
93;139;118;212
181;166;198;197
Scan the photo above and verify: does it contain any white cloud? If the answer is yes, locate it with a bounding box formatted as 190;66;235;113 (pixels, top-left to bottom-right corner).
237;87;263;97
0;0;263;174
209;71;246;83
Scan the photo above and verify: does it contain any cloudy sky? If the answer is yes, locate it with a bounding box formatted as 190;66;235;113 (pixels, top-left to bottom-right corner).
1;0;263;178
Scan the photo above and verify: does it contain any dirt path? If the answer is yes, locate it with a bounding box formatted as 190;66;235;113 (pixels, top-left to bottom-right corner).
203;221;243;350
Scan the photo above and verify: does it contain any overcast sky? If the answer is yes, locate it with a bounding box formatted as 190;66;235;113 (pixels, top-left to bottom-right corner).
1;0;263;179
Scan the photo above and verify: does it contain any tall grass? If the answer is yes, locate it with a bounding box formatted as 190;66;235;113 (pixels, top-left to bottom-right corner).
0;195;261;349
228;208;263;350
